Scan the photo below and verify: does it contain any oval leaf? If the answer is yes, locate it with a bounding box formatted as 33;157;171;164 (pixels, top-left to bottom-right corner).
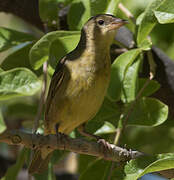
91;0;108;15
39;0;59;25
94;121;116;135
121;55;142;103
29;31;80;70
105;0;121;15
125;154;174;179
139;38;152;51
0;27;35;52
136;12;145;25
138;78;160;97
0;68;41;100
1;43;33;70
137;0;164;45
126;97;168;127
87;98;121;134
154;0;174;24
79;159;110;180
67;0;91;30
5;148;28;180
107;49;141;101
154;11;174;24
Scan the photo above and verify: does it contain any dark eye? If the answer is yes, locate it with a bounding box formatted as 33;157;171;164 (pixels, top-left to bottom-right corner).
98;20;105;25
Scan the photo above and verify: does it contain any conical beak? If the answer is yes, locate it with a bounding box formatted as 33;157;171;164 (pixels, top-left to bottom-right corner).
109;18;128;30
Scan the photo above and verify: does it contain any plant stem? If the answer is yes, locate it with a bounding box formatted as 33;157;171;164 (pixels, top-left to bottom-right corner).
32;61;48;133
118;3;136;24
107;51;156;180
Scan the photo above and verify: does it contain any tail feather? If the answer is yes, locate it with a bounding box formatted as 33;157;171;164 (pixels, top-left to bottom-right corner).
29;150;52;174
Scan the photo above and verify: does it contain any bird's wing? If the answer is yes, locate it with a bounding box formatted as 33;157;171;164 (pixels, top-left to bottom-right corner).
45;57;67;118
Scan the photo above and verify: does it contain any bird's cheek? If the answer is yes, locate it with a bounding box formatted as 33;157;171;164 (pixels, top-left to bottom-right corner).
107;25;119;32
107;29;117;38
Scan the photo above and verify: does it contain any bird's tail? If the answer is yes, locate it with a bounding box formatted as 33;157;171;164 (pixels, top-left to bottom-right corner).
28;150;52;174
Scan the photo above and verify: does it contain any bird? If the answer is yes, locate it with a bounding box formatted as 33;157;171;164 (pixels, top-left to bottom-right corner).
29;14;127;174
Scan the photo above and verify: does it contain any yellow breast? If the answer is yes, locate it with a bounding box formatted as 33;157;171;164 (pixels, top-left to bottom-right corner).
45;51;111;134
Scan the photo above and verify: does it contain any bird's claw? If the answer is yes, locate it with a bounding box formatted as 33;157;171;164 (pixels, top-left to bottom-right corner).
97;139;112;157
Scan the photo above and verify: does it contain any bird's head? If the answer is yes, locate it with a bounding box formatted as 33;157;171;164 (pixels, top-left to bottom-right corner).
82;14;128;47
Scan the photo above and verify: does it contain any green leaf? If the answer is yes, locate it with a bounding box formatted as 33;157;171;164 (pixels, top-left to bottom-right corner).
87;98;120;133
49;35;81;68
125;154;174;179
5;148;28;180
154;11;174;23
4;102;37;119
126;97;168;127
79;159;110;180
67;0;91;30
107;49;141;101
51;150;67;164
1;43;33;70
139;38;152;50
124;156;156;180
91;0;108;15
0;27;35;52
0;68;41;100
137;0;164;45
94;121;116;135
136;12;145;25
29;31;80;70
39;0;59;26
0;68;4;73
138;78;160;97
153;0;174;24
34;163;56;180
0;109;6;133
79;157;125;180
78;155;96;174
121;56;142;103
57;0;73;5
105;0;121;15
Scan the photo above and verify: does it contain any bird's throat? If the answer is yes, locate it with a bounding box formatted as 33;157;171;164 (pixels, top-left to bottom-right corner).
77;28;112;55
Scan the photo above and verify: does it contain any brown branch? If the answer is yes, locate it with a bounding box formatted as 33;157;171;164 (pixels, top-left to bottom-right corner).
0;130;144;162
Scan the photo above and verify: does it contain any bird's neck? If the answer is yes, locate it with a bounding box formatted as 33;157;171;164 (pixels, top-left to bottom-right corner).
76;29;112;55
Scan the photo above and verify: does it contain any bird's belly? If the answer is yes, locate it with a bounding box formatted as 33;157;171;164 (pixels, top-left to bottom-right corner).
58;70;110;134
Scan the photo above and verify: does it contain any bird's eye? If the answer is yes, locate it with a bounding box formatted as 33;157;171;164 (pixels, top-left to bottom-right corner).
98;20;105;25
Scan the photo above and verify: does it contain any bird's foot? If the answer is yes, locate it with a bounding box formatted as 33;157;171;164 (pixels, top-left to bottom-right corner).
97;138;112;155
77;123;112;155
55;124;68;150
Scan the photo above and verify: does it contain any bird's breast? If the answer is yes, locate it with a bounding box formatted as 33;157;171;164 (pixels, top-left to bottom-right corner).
48;52;111;134
66;52;111;95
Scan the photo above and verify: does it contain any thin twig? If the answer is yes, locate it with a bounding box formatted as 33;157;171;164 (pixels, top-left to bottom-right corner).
29;62;48;180
113;2;137;146
107;4;137;179
32;23;49;133
147;50;156;79
32;61;48;133
29;19;49;180
107;115;123;180
107;51;156;180
114;115;124;146
123;51;155;128
108;3;156;179
118;3;136;24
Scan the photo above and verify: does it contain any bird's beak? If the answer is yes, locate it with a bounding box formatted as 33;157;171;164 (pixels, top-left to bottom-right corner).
109;18;128;30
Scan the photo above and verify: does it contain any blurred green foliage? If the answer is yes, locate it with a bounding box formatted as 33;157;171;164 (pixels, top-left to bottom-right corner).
0;0;174;179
